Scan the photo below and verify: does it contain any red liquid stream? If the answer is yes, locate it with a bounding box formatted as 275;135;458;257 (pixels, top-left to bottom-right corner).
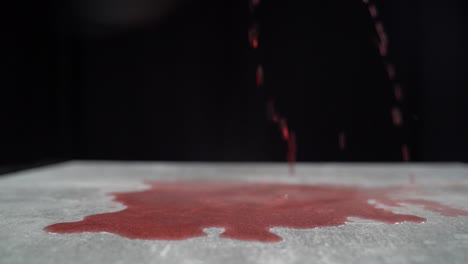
249;1;296;172
363;0;410;161
45;182;468;242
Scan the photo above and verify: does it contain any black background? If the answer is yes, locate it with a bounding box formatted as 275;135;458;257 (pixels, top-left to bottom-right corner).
1;0;467;168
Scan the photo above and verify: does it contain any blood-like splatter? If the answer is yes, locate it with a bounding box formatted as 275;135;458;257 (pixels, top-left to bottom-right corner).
45;181;468;242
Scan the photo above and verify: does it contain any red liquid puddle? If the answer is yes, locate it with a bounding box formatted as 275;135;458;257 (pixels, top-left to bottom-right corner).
45;182;468;242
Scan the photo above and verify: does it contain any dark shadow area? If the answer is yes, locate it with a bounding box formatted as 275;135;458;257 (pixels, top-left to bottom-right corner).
1;0;467;169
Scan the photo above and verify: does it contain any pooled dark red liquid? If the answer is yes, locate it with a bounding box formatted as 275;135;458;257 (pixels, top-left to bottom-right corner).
45;182;468;242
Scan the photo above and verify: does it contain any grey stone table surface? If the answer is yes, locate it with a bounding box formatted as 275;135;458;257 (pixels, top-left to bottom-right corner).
1;161;468;264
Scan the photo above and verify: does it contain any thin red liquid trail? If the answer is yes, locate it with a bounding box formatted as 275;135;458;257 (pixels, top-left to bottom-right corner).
391;106;403;127
338;131;346;151
288;132;296;174
401;144;410;161
369;4;378;18
394;84;403;102
363;0;410;161
249;0;296;172
256;65;263;87
386;63;396;80
252;39;259;49
374;22;388;57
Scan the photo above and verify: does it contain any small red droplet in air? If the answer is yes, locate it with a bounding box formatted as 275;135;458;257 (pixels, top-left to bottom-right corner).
402;144;411;161
256;65;263;87
375;22;388;57
338;131;346;150
282;128;289;140
386;64;396;80
391;106;403;127
251;0;261;8
248;25;259;49
266;101;277;122
375;22;385;38
394;84;403;102
369;5;378;18
378;42;387;57
280;119;289;140
252;39;259;49
272;114;279;123
288;133;296;174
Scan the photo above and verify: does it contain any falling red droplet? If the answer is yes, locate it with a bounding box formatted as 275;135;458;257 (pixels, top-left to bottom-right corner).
391;106;403;127
375;22;386;39
45;182;468;242
379;42;387;57
266;101;277;122
394;84;403;102
256;65;263;87
338;131;346;150
272;114;279;123
248;25;259;49
375;22;388;57
288;133;296;174
364;0;409;163
252;38;259;49
282;128;289;140
250;0;261;8
280;119;290;140
402;144;410;161
248;1;295;172
277;119;296;174
368;5;378;18
386;64;396;80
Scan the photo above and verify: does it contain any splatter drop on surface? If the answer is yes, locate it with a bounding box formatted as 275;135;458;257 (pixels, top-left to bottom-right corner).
45;182;468;242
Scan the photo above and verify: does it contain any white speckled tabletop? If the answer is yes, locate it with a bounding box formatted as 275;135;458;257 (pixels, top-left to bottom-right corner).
1;161;468;264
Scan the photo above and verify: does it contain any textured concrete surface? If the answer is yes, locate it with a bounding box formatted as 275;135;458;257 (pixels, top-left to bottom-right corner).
1;161;468;264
